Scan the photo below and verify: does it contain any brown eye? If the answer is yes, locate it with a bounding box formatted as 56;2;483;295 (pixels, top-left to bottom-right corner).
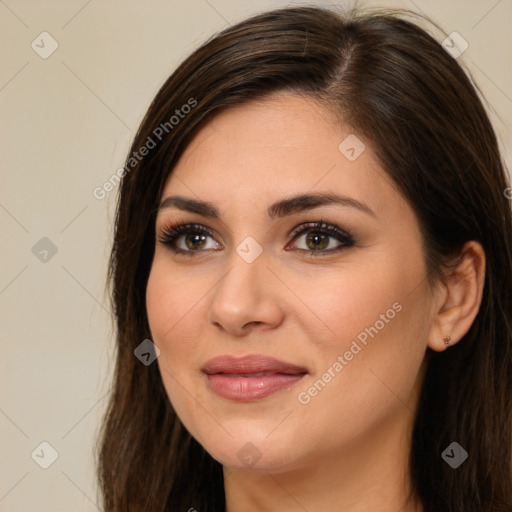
305;232;330;251
184;233;208;250
159;223;222;255
288;221;356;256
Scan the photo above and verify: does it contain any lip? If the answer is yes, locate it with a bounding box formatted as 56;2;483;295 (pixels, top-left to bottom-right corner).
203;354;308;402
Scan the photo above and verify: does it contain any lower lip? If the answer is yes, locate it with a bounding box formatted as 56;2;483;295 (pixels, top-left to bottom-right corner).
206;373;306;401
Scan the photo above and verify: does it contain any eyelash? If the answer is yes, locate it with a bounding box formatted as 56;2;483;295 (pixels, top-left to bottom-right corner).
157;219;356;257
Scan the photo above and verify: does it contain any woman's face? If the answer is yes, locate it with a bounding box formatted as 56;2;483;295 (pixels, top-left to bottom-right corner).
146;93;436;472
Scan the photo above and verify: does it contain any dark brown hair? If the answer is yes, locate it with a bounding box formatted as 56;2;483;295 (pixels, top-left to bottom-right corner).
97;5;512;511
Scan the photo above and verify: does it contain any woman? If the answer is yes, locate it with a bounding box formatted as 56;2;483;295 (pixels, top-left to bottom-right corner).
97;5;512;511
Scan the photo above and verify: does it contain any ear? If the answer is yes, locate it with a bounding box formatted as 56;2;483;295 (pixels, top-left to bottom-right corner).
427;241;486;352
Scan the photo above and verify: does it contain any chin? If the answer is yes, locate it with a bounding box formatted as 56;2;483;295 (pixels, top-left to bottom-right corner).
198;432;301;472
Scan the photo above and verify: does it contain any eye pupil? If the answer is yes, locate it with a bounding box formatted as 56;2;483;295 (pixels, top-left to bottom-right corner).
186;233;207;250
306;232;328;250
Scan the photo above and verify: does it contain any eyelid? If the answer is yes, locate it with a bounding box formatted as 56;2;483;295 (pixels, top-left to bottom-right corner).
288;220;353;241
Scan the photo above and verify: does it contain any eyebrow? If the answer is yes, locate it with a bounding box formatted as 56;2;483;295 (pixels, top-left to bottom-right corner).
158;192;376;219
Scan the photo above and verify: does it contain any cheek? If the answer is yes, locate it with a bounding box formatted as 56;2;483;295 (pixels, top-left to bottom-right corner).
291;295;430;459
146;256;204;338
146;262;209;435
293;250;425;354
294;244;431;409
146;261;205;371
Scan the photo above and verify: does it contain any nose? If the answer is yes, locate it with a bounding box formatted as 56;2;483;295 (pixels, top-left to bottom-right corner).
207;248;285;337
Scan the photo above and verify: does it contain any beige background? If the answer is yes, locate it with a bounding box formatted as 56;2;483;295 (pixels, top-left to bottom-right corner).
1;1;511;510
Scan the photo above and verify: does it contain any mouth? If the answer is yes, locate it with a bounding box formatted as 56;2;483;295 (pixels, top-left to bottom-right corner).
202;354;308;402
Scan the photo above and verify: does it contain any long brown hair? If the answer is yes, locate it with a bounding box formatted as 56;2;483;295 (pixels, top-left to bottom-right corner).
97;6;512;511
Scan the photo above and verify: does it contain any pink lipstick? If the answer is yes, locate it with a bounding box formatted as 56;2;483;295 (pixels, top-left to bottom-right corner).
203;354;307;401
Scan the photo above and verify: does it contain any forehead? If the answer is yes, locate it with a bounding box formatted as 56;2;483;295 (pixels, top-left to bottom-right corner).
161;93;401;220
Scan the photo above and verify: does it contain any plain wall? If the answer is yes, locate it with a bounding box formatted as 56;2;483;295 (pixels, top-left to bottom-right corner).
1;1;511;510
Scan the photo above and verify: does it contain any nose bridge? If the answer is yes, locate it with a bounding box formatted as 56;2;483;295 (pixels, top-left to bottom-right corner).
207;242;283;333
214;243;266;309
218;223;268;294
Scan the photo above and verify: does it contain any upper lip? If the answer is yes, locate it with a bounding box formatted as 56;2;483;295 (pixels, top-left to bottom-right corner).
203;354;308;375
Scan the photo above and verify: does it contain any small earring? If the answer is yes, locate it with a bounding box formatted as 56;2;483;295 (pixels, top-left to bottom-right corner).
443;336;451;346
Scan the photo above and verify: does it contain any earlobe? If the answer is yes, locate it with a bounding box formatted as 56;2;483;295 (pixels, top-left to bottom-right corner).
427;241;486;352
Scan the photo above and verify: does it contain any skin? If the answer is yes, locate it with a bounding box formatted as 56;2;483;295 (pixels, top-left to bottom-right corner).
146;93;485;512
